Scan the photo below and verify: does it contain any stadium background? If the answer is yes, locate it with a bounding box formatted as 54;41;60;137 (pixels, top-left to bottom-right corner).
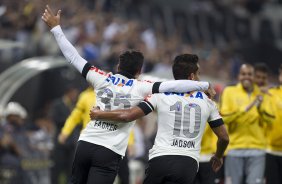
0;0;281;184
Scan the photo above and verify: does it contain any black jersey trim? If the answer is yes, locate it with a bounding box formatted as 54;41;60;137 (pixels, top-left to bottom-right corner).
82;63;92;78
208;118;224;128
152;82;161;94
137;101;154;115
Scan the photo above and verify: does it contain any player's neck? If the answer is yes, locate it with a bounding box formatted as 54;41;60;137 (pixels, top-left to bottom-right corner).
117;71;135;79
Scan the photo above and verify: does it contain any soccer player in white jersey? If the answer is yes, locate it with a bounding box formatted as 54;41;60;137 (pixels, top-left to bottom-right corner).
90;54;229;184
41;6;215;184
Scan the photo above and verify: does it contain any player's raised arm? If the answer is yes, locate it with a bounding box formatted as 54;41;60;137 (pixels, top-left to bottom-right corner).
41;5;88;74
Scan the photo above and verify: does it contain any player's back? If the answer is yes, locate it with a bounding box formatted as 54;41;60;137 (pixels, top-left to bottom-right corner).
147;91;220;163
79;70;154;156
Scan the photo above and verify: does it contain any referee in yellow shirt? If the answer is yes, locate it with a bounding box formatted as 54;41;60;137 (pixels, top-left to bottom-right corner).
265;64;282;184
58;87;95;143
220;63;273;184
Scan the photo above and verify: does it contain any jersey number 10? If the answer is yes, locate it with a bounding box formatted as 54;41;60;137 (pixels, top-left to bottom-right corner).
170;102;201;138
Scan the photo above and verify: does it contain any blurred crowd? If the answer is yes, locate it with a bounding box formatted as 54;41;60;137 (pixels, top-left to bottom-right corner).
0;0;282;184
2;0;281;83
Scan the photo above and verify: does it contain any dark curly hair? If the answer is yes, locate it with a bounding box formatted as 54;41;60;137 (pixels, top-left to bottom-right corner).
118;50;144;78
254;62;269;74
172;54;199;80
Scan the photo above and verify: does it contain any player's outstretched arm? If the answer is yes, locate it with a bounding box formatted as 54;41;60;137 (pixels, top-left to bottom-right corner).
144;80;215;98
210;122;229;172
41;5;88;74
90;106;145;122
158;80;211;93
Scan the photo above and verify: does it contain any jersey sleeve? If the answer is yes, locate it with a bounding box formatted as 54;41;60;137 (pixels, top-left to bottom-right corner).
208;101;222;122
208;100;224;128
137;94;158;115
136;80;209;97
85;66;111;89
61;95;85;136
158;80;209;93
135;80;157;97
50;25;87;73
50;26;110;89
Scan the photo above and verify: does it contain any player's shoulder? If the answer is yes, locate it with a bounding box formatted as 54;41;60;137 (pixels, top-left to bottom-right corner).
104;74;136;88
190;91;216;105
135;79;154;85
191;91;208;99
198;92;215;104
89;66;109;76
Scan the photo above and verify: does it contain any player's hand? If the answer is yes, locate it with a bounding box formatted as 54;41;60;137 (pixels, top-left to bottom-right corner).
205;83;216;99
245;95;263;112
89;106;101;120
210;155;223;172
41;5;61;29
58;133;68;144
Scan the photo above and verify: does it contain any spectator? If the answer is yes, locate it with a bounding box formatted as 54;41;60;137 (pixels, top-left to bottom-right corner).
220;64;273;184
28;117;54;184
254;62;270;92
2;102;35;184
0;131;22;183
264;64;282;184
58;87;95;145
48;85;79;184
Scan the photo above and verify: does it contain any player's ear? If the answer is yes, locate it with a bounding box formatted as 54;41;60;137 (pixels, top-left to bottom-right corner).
135;69;141;78
189;73;195;80
117;64;120;72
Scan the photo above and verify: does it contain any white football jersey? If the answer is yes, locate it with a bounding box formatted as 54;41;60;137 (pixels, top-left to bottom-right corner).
79;67;156;155
139;91;221;162
50;25;211;156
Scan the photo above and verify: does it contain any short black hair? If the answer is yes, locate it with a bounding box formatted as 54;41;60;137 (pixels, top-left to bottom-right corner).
280;64;282;72
118;50;144;77
172;54;199;80
254;63;269;74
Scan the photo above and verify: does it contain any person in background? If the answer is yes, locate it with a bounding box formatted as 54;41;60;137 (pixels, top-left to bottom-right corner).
58;87;95;145
59;86;132;184
0;129;22;183
220;63;274;184
28;117;54;184
264;64;282;184
2;102;34;184
48;85;79;184
254;62;270;92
